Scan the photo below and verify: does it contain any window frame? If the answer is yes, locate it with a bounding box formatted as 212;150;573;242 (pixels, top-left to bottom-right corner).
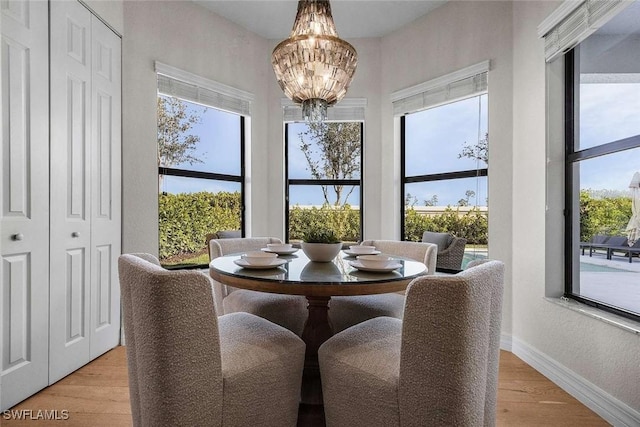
155;64;253;269
399;99;489;240
563;47;640;321
157;97;246;270
158;113;246;210
284;121;364;243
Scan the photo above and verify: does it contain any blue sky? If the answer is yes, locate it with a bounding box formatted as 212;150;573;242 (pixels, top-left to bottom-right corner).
161;82;639;203
287;122;361;206
579;83;640;194
286;95;489;207
159;99;241;194
403;95;488;207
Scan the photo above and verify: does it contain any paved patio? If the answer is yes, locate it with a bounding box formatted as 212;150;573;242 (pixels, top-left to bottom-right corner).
461;249;640;316
579;254;640;314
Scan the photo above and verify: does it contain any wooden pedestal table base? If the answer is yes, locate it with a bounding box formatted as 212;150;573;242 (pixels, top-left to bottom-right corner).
298;296;333;426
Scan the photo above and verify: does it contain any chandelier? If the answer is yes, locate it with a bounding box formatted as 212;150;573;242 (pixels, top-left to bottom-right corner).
272;0;358;122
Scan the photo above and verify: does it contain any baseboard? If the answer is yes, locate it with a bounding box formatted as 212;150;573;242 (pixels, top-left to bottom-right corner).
511;336;640;427
500;333;512;351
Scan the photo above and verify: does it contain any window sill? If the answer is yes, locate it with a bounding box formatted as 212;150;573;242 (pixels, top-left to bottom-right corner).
545;297;640;335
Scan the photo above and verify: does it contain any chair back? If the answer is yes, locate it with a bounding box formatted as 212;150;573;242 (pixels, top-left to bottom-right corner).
208;237;283;313
421;231;452;253
208;237;282;260
606;236;627;247
591;234;610;244
360;239;437;275
118;254;224;427
399;260;504;426
205;231;243;258
422;231;467;271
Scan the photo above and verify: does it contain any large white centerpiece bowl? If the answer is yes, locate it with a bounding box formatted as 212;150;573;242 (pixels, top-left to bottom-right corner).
301;242;343;262
301;229;343;262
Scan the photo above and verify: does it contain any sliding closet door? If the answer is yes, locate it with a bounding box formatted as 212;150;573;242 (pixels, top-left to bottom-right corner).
49;0;93;383
0;0;50;410
89;14;121;359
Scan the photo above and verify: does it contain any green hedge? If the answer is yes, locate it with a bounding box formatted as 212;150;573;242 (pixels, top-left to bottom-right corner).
288;205;360;242
159;192;241;259
404;206;488;244
158;195;489;259
158;189;631;260
580;190;631;241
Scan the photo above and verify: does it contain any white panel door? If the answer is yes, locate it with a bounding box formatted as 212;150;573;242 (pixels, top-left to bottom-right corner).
0;0;50;410
89;14;121;359
49;0;92;383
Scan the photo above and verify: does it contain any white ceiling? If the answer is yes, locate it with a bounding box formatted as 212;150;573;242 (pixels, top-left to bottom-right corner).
193;0;448;40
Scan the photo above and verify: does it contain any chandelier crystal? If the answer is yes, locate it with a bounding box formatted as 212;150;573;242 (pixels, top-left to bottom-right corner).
272;0;358;122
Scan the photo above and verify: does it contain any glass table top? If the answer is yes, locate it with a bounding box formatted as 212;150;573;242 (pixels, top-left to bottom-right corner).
209;250;427;286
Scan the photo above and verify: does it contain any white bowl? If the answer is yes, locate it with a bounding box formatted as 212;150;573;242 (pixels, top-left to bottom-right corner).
301;242;343;262
241;251;278;266
349;245;377;254
267;243;293;252
356;255;394;269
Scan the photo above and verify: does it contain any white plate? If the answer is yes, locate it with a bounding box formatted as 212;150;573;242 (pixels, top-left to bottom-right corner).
343;249;381;256
261;247;299;255
234;258;288;269
348;260;402;272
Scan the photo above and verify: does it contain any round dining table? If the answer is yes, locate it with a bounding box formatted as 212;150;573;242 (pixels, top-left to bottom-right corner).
209;249;427;425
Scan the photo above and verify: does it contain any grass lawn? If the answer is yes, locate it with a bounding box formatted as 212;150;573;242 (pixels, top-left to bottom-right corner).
162;251;210;269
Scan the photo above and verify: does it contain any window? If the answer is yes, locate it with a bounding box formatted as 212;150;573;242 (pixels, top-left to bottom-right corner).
394;63;490;271
156;64;251;268
285;121;363;244
564;2;640;320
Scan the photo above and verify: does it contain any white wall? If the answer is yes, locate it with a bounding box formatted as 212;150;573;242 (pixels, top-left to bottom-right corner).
122;0;272;253
119;0;640;417
512;0;640;414
379;0;515;336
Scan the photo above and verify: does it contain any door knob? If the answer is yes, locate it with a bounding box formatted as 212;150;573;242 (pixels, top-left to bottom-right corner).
11;233;24;241
71;232;80;238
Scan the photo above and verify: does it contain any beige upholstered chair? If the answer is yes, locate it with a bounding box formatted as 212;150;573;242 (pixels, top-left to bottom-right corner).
209;237;308;336
319;260;504;427
328;240;437;333
204;231;241;259
118;253;305;427
463;258;502;422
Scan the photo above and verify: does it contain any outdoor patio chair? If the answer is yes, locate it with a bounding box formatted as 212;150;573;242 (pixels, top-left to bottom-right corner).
422;231;467;271
595;236;628;259
118;253;305;427
608;238;640;263
580;234;609;256
319;260;504;427
329;240;437;333
209;237;308;336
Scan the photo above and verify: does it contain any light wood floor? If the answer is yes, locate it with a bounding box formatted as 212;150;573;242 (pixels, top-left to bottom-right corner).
4;346;609;426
